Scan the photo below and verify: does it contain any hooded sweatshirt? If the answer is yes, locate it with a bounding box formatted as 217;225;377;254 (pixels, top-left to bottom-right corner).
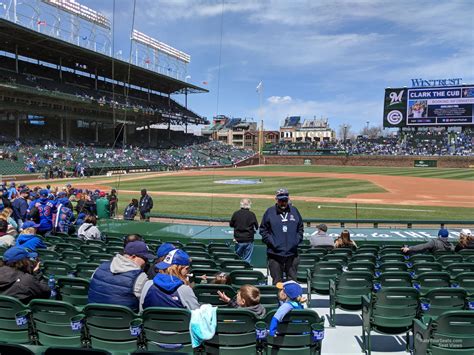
16;234;47;251
409;237;454;253
28;198;56;233
310;231;334;249
77;223;101;241
88;254;148;312
140;273;200;312
227;297;266;318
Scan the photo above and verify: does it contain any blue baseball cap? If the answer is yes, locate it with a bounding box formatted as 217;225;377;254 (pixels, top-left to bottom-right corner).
124;241;155;260
22;221;40;229
156;249;190;270
57;191;67;197
3;247;37;264
438;229;449;238
276;280;303;300
156;243;176;258
39;189;49;197
276;188;289;201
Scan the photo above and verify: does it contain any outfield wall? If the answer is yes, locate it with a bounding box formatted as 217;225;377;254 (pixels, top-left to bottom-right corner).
261;155;474;168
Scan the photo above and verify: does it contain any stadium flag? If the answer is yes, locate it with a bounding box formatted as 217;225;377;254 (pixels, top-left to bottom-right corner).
256;81;263;93
37;20;46;25
145;58;151;64
202;81;208;85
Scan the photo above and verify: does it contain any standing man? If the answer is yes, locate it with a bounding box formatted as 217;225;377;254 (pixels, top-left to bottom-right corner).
139;189;153;221
12;188;30;227
230;198;259;264
96;191;110;219
260;189;304;284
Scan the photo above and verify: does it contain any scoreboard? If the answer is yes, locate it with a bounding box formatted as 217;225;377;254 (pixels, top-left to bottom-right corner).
383;85;474;127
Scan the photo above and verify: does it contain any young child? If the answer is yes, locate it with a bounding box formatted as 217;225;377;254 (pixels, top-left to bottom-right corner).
217;284;266;317
201;271;231;285
269;280;305;336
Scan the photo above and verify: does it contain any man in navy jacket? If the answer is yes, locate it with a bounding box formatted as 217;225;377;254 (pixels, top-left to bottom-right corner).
259;188;304;284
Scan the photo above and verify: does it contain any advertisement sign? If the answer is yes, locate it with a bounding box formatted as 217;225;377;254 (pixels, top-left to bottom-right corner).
414;160;437;168
383;85;474;127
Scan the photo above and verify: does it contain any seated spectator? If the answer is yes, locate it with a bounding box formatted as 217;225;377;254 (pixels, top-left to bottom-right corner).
334;230;358;249
140;249;200;311
201;271;231;285
0;219;15;247
16;221;46;251
455;229;474;252
77;215;101;241
123;199;139;221
0;208;18;236
123;234;143;247
147;242;176;279
402;229;454;254
269;281;306;336
309;224;333;249
88;241;152;312
0;247;50;303
217;284;266;317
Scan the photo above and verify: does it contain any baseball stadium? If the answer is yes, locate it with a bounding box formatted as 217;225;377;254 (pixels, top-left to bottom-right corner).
0;1;473;355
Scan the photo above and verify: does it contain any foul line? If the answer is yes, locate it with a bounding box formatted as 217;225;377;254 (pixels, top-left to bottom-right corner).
317;205;435;212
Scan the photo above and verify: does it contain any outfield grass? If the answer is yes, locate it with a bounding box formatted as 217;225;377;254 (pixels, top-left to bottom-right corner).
237;165;474;180
114;192;473;221
110;175;385;198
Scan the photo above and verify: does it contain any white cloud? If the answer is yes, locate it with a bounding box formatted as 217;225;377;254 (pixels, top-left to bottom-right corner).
267;96;292;104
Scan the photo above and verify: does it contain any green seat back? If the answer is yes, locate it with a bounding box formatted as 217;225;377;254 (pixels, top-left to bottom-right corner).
189;268;220;284
454;272;474;295
409;254;436;264
257;285;279;311
183;246;207;253
45;236;63;244
205;309;258;352
61;251;87;267
43;261;74;277
80;245;105;255
414;272;451;294
347;262;376;274
350;254;377;264
371;287;419;332
194;284;236;306
185;241;207;248
379;246;403;255
437;255;464;267
57;277;90;307
88;253;114;263
446;263;474;277
37;249;61;262
214;253;240;263
411;262;443;276
83;304;139;352
377;262;408;273
421;288;468;318
322;254;348;265
106;246;123;255
29;299;81;347
264;309;324;350
142;307;192;352
187;251;211;259
428;311;474;353
0;295;30;344
229;270;266;286
75;262;99;279
305;248;328;258
54;243;80;253
376;272;412;288
310;261;343;293
379;254;405;264
334;271;374;307
356;246;379;254
220;260;252;272
330;248;353;257
190;258;217;269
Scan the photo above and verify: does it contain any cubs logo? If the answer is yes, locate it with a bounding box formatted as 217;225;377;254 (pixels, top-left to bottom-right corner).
387;110;403;125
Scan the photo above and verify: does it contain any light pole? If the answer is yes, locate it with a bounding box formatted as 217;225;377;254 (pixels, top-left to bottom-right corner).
343;124;347;146
366;121;370;134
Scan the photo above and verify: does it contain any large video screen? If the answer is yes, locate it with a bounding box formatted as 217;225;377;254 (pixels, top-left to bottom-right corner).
383;85;474;127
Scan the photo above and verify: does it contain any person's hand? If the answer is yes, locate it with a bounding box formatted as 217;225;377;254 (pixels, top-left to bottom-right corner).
217;290;230;303
33;261;41;273
401;247;410;253
201;274;207;280
233;238;237;244
300;295;308;303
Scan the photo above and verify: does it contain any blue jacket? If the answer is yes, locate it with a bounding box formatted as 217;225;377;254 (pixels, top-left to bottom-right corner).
88;261;142;312
142;274;185;309
259;204;304;257
53;198;75;234
12;197;29;222
28;198;56;233
16;234;47;251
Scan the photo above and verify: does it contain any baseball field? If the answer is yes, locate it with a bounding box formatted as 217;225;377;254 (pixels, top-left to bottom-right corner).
57;164;474;221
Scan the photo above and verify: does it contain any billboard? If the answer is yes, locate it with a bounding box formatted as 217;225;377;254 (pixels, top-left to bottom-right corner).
383;85;474;127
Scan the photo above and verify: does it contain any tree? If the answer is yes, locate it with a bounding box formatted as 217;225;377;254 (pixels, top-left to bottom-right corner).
360;125;383;138
338;124;354;141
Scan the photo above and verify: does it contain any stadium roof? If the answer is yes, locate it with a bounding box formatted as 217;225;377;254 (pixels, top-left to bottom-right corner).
0;19;208;95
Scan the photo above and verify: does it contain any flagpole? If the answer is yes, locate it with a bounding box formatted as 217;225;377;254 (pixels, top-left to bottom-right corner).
257;81;263;164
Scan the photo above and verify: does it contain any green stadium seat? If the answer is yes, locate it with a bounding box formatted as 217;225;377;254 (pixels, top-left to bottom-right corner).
437;254;464;267
409;254;436;264
413;271;451;295
305;248;329;258
356;246;379;254
105;246;123;255
446;263;474;277
190;258;217;269
0;295;31;344
434;251;455;258
75;262;99;279
37;249;61;262
377;262;408;274
297;254;320;282
213;252;241;263
346;261;376;274
264;309;324;355
329;271;373;327
374;271;413;289
80;245;105;255
61;251;87;268
465;255;474;263
453;272;474;295
413;311;474;355
205;309;259;354
29;299;82;347
106;241;124;247
350;254;377;264
208;246;231;256
86;240;106;248
44;236;64;245
83;304;140;353
330;248;353;257
43;261;74;277
378;246;403;255
65;238;85;248
44;347;111;354
194;284;236;306
307;261;343;298
88;253;113;264
186;251;211;259
256;285;279;312
459;249;474;257
379;254;405;264
141;307;192;352
185;241;207;248
419;288;468;319
54;243;80;253
0;344;35;355
362;287;419;355
220;260;252;272
321;254;349;265
189;268;220;284
183;245;207;253
57;277;90;307
229;270;266;286
411;262;443;276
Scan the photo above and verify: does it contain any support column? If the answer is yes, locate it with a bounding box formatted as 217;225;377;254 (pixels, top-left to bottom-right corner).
95;122;99;143
59;57;62;82
15;114;20;139
15;45;19;73
60;117;64;141
65;119;71;146
122;124;127;145
94;68;98;90
147;122;151;144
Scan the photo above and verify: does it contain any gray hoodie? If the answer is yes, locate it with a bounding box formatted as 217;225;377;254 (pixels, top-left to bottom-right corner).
310;231;334;248
228;298;266;318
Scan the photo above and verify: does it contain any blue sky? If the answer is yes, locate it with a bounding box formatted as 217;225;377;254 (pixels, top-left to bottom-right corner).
66;1;474;133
